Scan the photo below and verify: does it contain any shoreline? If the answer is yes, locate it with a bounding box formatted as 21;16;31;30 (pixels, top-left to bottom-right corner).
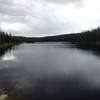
0;43;18;49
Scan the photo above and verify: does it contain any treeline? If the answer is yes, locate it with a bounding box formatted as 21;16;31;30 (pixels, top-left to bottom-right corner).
0;27;100;46
0;30;37;44
0;31;12;44
34;28;100;46
0;31;20;44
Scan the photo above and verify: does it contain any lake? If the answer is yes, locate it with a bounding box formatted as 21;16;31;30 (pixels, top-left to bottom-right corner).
0;43;100;100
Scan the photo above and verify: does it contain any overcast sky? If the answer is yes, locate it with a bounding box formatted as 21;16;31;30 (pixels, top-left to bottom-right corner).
0;0;100;37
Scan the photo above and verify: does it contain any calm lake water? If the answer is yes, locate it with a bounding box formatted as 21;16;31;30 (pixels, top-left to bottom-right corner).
0;43;100;100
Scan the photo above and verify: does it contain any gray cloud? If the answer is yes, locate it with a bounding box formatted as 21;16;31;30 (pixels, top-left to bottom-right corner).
44;0;84;5
0;2;31;16
0;0;14;5
0;0;99;37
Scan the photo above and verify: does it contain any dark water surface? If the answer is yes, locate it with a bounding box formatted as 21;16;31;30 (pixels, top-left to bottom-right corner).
0;43;100;100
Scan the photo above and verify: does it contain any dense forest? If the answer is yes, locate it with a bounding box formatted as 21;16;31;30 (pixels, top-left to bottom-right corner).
0;31;13;44
0;30;37;45
33;28;100;47
0;27;100;47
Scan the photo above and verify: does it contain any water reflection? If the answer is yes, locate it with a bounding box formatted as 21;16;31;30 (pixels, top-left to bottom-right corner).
0;46;14;58
0;43;100;100
0;43;100;59
75;44;100;56
57;43;100;57
1;49;16;61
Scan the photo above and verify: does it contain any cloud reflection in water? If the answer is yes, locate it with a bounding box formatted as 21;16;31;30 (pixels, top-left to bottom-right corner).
1;50;17;61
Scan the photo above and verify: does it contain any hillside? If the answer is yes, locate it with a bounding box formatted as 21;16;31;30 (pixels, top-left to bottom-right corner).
0;28;100;47
34;28;100;46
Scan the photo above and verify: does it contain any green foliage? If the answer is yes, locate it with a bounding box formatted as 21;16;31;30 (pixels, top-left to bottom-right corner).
0;31;13;43
34;27;100;45
0;27;100;45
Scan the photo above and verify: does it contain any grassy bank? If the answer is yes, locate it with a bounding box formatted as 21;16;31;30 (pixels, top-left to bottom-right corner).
0;43;15;49
96;41;100;46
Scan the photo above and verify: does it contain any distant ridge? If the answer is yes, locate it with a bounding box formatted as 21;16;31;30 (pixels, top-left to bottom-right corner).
1;27;100;46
